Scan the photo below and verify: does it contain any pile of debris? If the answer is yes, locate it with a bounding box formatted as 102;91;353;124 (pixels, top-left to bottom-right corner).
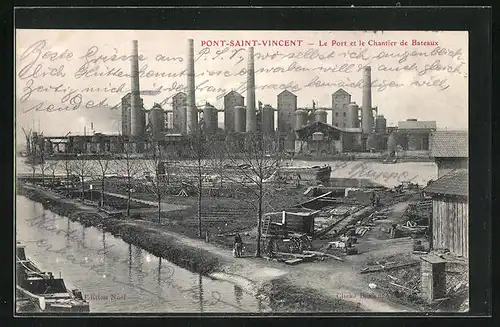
359;254;424;306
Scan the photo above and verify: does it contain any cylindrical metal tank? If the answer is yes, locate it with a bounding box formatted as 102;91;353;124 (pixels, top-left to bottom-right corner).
261;104;275;134
347;103;360;128
314;109;327;123
148;104;165;136
295;109;308;130
375;115;387;134
234;105;246;133
202;103;217;134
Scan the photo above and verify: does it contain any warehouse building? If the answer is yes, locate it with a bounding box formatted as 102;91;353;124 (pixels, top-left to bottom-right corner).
294;121;363;155
397;119;437;151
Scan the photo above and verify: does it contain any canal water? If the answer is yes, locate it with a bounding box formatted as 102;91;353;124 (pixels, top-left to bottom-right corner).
16;195;265;313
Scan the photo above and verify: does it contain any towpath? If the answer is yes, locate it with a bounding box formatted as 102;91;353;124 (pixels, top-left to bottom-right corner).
103;191;189;211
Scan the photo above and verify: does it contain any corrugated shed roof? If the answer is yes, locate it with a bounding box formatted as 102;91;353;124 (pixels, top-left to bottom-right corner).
430;131;469;157
398;120;437;130
424;169;468;197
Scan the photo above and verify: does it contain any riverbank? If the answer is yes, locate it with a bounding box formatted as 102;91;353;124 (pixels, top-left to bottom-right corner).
16;183;366;312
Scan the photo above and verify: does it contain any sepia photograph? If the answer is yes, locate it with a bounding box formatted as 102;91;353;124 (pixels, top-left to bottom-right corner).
15;28;470;314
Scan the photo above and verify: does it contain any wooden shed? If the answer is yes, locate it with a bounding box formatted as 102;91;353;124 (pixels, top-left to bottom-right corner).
424;169;468;258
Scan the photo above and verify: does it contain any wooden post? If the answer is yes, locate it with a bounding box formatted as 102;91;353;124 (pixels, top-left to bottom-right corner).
421;255;446;304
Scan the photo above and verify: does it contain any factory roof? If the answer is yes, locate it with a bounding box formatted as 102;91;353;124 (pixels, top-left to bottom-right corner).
277;89;297;97
430;131;469;158
295;121;362;136
397;120;437;130
224;90;244;98
424;169;468;197
172;92;187;98
332;88;351;96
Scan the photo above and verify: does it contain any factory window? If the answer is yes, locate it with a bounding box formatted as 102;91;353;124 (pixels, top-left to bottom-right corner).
335;123;338;127
343;112;346;117
343;123;346;127
335;112;338;117
343;104;346;108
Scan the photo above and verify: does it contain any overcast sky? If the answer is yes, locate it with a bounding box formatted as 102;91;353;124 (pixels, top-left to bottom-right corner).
15;30;468;137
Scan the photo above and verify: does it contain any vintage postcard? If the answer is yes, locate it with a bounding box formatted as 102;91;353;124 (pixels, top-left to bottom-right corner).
15;29;469;314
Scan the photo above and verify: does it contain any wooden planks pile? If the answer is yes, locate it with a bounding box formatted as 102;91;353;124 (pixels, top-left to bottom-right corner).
355;226;370;237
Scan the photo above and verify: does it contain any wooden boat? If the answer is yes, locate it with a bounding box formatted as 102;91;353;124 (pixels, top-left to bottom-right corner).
16;243;90;313
265;165;332;184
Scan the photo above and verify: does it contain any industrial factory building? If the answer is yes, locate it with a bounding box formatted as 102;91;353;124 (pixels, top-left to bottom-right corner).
36;38;442;158
294;122;363;155
396;119;437;151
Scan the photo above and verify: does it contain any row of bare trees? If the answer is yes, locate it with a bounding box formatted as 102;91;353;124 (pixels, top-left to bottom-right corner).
21;129;286;258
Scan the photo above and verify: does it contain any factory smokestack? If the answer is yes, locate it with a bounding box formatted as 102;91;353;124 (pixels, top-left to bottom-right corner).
186;39;197;134
362;66;373;134
130;40;143;138
246;47;257;133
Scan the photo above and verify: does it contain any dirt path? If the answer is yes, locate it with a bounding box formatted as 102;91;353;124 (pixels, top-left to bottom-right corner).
125;219;416;312
103;191;189;211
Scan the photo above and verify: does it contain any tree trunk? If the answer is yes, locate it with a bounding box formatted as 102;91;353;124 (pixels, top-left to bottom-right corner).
198;164;202;238
255;183;263;257
66;162;70;197
157;192;161;224
127;175;131;217
101;177;105;207
81;178;85;202
41;166;45;186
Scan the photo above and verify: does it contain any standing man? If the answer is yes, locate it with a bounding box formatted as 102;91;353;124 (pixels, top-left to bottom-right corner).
234;232;243;258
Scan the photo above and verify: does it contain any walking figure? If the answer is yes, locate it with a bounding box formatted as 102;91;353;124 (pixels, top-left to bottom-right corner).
234;232;243;258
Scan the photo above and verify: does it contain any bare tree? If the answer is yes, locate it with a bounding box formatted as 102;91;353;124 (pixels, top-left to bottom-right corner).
22;127;39;183
141;139;170;224
93;143;112;207
70;155;95;202
184;130;213;238
114;136;141;217
214;133;284;257
47;160;58;181
63;153;73;197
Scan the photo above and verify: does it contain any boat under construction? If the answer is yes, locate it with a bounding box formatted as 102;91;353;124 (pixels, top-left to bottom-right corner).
16;242;90;313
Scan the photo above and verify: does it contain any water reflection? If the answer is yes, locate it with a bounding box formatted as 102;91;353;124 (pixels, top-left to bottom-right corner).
199;273;204;313
234;285;243;307
128;243;132;283
101;230;107;279
17;195;265;313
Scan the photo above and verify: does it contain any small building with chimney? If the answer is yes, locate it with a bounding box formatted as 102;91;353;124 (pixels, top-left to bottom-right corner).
294;121;363;155
430;131;468;178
